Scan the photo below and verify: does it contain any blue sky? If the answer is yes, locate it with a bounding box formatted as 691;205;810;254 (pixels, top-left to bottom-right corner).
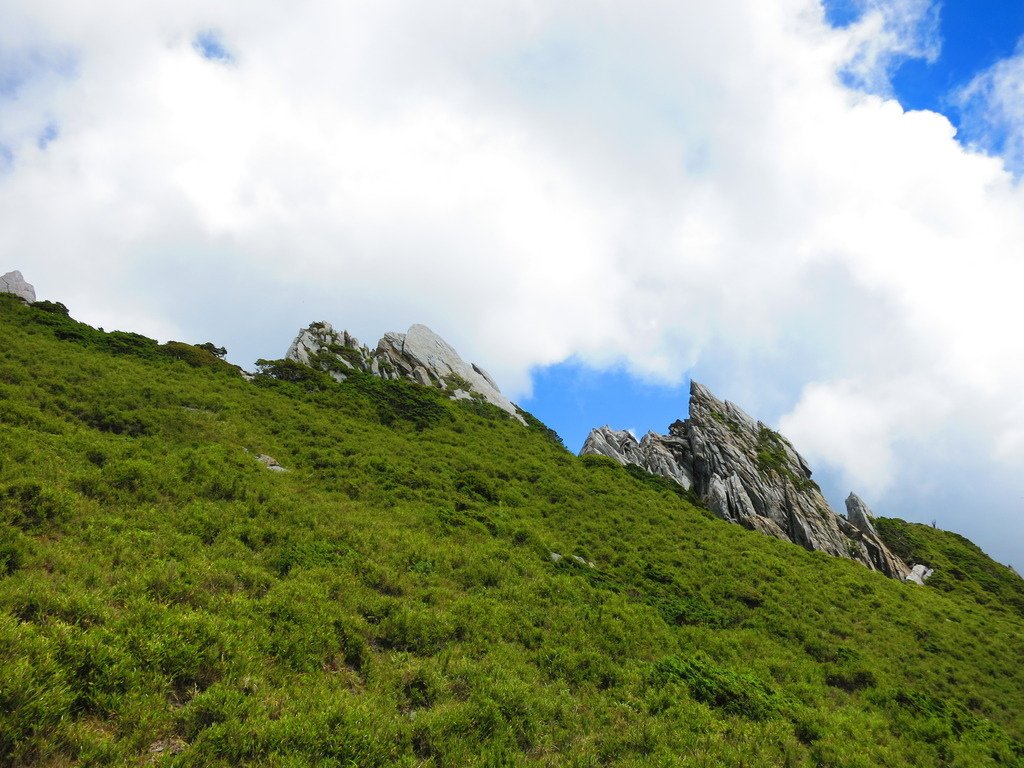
826;0;1024;115
2;0;1024;568
889;2;1024;113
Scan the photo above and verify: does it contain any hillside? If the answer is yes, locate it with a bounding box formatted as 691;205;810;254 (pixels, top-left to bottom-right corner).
2;292;1024;767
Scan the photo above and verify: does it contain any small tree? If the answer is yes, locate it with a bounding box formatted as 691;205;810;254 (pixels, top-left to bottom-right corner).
198;342;227;359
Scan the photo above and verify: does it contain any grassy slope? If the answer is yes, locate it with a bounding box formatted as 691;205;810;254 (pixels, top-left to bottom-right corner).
1;293;1023;767
876;517;1024;618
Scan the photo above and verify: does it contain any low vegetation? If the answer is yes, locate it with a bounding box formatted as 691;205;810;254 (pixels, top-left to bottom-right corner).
1;293;1023;766
876;516;1024;618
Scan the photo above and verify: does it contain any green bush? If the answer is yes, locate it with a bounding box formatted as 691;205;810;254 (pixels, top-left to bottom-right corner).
0;481;73;531
0;528;27;575
654;654;783;720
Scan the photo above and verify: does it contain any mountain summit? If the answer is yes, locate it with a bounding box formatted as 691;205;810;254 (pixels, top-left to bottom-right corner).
0;270;35;303
582;381;912;579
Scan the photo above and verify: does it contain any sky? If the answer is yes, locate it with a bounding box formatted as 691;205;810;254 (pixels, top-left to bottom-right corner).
1;0;1023;569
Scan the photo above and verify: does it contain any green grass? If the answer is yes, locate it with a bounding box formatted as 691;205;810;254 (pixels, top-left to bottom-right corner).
1;292;1023;766
876;516;1024;618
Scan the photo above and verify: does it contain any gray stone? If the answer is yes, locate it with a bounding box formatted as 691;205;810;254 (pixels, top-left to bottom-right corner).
286;322;373;372
906;563;935;585
845;492;878;537
286;322;525;424
580;427;694;490
580;427;645;465
257;454;287;472
580;381;911;580
0;270;36;303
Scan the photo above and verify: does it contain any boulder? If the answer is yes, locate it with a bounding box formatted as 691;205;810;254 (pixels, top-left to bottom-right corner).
580;381;912;580
0;271;36;303
906;563;935;586
256;454;287;472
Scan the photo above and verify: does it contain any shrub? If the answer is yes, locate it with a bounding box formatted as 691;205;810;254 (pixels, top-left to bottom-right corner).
0;481;73;531
344;372;448;430
254;358;333;391
101;331;160;357
654;654;782;720
162;341;236;372
30;300;70;316
197;342;227;359
77;405;152;437
0;527;27;575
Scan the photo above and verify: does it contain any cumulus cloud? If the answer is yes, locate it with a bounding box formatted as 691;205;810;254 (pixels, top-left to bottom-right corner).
1;0;1023;562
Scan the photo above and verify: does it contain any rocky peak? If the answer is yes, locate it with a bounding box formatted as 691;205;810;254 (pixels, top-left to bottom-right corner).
845;493;878;537
286;322;375;380
581;380;912;580
581;426;644;465
286;321;525;424
1;271;36;303
581;426;695;490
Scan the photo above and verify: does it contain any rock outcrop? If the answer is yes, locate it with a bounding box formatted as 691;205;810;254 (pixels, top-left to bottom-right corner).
1;271;36;303
581;427;695;490
906;563;935;586
581;381;912;580
286;321;525;424
256;454;287;472
845;492;878;537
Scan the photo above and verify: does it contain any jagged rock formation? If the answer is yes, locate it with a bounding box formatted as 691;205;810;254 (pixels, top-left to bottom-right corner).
582;381;912;580
581;427;695;490
286;321;525;424
845;493;935;585
1;271;36;303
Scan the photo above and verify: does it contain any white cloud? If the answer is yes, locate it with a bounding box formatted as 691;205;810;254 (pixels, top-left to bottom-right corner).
956;39;1024;173
1;0;1024;562
838;0;941;93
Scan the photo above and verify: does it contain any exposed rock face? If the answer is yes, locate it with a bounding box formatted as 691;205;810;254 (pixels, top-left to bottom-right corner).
845;493;878;537
581;381;911;580
581;427;694;490
286;322;375;381
286;321;525;424
846;493;936;584
1;271;35;303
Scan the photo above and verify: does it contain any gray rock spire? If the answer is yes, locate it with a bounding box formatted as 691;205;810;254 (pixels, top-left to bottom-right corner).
845;492;878;537
580;381;911;580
